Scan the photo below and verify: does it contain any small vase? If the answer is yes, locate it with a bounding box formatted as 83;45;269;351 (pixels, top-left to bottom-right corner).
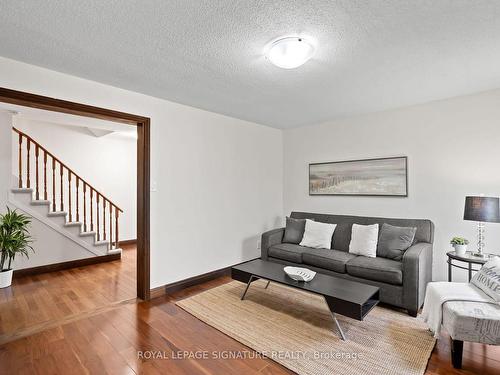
0;269;13;288
453;244;467;257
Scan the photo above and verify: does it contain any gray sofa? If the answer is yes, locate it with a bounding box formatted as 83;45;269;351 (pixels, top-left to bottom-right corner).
261;212;434;316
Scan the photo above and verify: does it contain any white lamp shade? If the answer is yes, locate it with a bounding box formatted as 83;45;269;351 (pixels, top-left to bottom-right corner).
266;37;315;69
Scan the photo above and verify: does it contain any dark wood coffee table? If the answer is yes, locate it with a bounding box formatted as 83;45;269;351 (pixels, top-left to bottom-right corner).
231;259;379;341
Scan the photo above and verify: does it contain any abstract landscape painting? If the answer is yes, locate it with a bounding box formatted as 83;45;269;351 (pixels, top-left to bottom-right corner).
309;157;407;196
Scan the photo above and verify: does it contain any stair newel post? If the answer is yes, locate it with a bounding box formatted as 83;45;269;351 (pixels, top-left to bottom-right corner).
43;151;48;200
90;188;94;232
68;171;72;222
18;133;22;188
76;177;80;222
59;163;64;211
83;183;87;232
115;209;119;249
109;203;113;249
96;193;100;241
26;139;31;188
103;199;107;241
52;158;56;211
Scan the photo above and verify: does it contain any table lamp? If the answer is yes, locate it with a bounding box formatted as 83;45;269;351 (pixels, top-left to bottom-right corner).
463;196;500;257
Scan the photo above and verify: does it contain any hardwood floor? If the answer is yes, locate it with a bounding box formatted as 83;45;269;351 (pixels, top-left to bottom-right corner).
0;245;136;344
1;251;498;374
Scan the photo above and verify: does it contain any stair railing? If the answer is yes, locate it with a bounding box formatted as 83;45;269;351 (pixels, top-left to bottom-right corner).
13;127;123;250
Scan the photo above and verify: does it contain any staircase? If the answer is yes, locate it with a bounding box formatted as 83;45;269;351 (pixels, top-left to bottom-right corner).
10;127;122;256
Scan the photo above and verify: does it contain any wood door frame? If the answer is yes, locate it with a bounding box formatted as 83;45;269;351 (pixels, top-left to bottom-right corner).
0;87;151;300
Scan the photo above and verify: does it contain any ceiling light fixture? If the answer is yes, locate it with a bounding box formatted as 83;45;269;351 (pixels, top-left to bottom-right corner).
266;36;315;69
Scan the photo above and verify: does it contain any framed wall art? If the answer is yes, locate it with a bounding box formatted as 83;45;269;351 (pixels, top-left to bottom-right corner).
309;156;408;197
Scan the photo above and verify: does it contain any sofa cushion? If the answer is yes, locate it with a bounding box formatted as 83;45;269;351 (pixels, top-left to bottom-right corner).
377;223;417;260
346;256;403;285
349;223;379;258
283;217;307;244
268;243;307;263
302;248;357;273
299;219;337;249
290;212;434;251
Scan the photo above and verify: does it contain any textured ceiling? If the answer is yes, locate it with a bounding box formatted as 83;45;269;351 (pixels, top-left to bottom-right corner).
1;1;500;128
0;102;134;133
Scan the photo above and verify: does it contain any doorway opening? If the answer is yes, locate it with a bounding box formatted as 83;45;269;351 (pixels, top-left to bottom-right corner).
0;87;150;300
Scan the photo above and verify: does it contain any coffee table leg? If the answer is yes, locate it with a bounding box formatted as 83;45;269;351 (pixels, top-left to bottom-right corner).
264;281;270;289
241;275;257;300
324;297;347;341
329;311;347;341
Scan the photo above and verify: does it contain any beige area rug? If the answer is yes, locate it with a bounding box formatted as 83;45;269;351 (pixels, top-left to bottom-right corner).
176;280;436;375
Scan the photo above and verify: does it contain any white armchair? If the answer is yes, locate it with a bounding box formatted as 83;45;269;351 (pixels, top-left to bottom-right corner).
443;300;500;368
422;256;500;369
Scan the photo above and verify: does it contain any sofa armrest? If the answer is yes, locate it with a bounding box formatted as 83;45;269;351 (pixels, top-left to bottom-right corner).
402;242;433;313
261;228;285;260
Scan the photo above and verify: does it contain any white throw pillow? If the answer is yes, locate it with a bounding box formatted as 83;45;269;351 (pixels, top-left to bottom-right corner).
299;219;337;249
349;223;379;258
471;257;500;303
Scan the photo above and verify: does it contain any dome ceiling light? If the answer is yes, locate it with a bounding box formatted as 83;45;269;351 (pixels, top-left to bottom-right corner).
266;36;315;69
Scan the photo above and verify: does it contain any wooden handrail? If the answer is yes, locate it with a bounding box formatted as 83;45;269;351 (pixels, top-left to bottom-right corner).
14;126;123;251
13;127;123;212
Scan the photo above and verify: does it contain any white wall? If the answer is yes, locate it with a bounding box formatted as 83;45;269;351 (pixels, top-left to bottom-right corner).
0;111;12;207
8;205;99;269
11;118;137;241
6;54;496;286
283;89;500;282
0;57;283;287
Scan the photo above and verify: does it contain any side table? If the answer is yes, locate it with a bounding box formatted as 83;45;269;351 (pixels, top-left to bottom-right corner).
446;251;496;282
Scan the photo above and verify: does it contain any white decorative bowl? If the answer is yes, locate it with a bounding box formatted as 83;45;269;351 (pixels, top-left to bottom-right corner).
284;266;316;282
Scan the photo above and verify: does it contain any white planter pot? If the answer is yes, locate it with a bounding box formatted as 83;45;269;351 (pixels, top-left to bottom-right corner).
453;244;468;257
0;269;13;288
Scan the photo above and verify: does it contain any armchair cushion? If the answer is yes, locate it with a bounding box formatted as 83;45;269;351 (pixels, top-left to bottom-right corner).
443;300;500;345
471;257;500;303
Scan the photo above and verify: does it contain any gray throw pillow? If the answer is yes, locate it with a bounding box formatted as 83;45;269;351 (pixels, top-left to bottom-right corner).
283;217;308;244
377;223;417;260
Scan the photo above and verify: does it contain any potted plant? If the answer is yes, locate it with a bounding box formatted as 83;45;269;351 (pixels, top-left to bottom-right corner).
0;207;33;288
450;237;469;256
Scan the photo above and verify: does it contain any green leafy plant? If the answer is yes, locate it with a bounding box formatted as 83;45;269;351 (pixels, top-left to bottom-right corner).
450;237;469;246
0;207;34;272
